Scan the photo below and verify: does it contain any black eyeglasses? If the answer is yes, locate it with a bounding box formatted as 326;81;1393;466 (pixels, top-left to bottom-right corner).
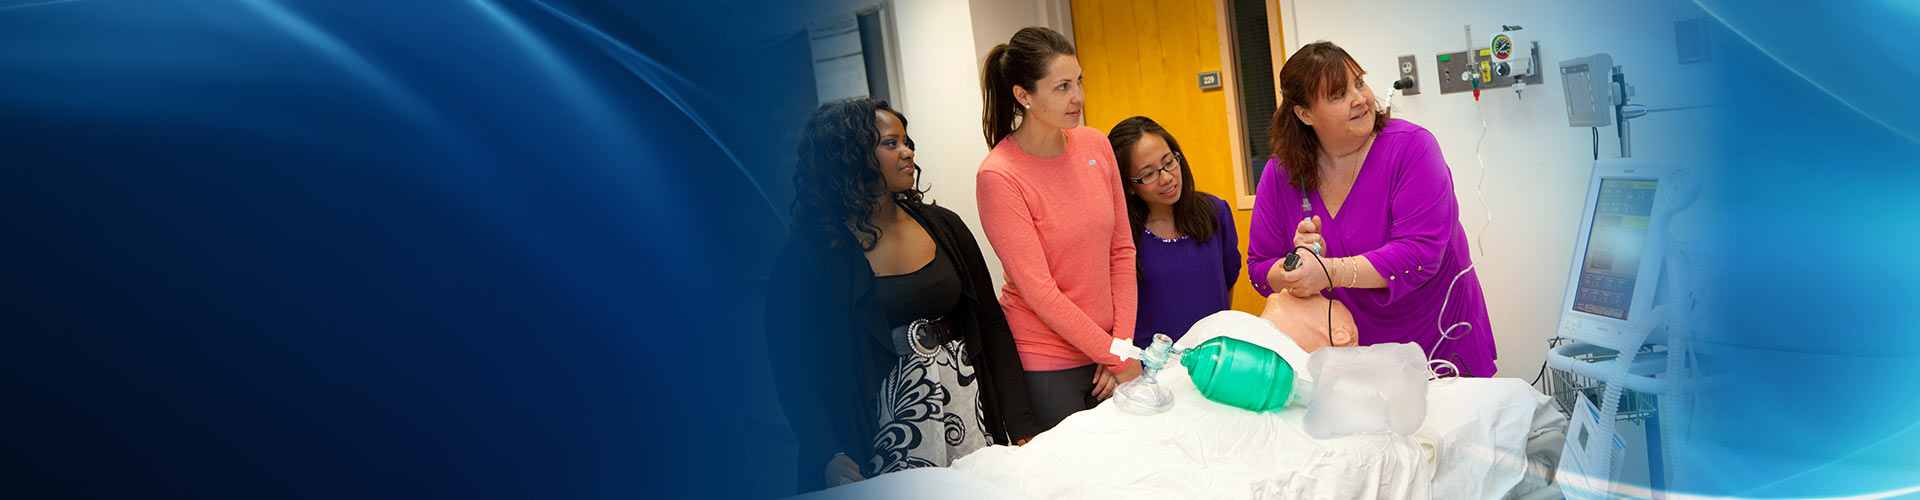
1127;151;1182;185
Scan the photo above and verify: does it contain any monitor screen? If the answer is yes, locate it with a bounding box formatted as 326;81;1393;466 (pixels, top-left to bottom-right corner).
1571;178;1658;320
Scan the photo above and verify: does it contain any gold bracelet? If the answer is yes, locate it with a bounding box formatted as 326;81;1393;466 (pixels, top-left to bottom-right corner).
1349;257;1359;288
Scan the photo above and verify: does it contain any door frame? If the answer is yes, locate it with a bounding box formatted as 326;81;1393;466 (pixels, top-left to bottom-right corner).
1213;0;1287;209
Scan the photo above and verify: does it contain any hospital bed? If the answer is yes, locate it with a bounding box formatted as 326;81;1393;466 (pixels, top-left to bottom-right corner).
794;339;1567;500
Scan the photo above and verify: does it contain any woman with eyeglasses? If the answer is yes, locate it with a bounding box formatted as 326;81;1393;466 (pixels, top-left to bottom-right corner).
1107;117;1240;349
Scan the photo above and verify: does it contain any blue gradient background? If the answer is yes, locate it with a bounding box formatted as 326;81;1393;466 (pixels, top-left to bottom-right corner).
2;0;811;497
0;0;1915;498
1679;1;1920;498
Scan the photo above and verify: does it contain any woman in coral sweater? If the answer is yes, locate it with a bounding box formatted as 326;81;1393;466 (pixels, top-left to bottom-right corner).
975;26;1141;431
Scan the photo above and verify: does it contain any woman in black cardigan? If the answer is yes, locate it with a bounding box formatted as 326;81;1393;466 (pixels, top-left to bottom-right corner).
767;98;1038;492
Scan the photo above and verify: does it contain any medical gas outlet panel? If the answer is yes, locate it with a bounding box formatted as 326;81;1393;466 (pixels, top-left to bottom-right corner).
1435;27;1543;95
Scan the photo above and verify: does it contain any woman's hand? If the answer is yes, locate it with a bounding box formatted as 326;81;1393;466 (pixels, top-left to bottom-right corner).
1091;366;1118;400
1276;248;1331;298
1092;359;1142;400
1115;358;1144;384
825;453;865;487
1292;216;1325;256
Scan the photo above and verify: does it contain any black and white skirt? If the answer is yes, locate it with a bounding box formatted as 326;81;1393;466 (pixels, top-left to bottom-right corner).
866;337;987;476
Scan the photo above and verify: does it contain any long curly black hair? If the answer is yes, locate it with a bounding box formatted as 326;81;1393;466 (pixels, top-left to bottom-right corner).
791;98;925;251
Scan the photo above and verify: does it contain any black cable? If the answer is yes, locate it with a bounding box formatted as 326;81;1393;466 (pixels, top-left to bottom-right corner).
1290;245;1336;348
1448;353;1474;378
1591;127;1599;160
1529;337;1559;388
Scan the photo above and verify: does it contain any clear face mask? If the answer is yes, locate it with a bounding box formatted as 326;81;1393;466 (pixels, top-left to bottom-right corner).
1113;334;1178;415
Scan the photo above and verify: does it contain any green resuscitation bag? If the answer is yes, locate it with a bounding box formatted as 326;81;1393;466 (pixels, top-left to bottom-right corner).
1179;336;1296;412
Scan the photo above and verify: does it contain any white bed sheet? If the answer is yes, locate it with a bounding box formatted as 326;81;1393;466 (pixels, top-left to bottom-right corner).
789;467;1023;500
798;377;1548;500
796;311;1551;500
947;371;1545;499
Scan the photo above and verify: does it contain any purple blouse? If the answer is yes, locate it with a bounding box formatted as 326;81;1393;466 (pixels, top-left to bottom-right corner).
1133;194;1240;349
1246;120;1497;376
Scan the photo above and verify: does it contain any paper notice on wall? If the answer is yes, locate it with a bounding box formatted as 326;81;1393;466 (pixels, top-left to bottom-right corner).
808;14;868;104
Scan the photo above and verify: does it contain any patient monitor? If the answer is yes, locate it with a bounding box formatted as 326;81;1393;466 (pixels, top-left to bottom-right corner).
1555;159;1695;352
1551;159;1699;499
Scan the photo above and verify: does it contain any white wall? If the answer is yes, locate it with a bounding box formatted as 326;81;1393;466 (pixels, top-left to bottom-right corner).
895;0;998;292
1283;0;1722;381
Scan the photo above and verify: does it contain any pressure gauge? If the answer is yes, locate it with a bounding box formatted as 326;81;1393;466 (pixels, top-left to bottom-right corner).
1491;34;1514;60
1489;29;1532;78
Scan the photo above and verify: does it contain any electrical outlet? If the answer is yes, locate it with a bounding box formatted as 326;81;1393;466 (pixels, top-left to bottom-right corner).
1396;54;1419;95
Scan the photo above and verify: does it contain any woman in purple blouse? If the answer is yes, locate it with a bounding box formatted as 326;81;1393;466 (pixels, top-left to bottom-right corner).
1108;117;1241;349
1247;41;1496;377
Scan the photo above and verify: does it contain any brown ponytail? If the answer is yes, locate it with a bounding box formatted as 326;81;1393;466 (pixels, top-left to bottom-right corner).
980;26;1076;149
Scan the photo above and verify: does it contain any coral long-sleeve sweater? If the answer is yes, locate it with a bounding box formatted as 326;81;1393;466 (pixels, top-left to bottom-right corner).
976;126;1138;374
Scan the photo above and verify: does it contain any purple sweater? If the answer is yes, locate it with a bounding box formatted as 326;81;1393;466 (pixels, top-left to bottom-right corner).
1133;194;1240;349
1246;120;1497;376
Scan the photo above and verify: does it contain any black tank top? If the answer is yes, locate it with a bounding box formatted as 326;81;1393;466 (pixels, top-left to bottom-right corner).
872;244;962;329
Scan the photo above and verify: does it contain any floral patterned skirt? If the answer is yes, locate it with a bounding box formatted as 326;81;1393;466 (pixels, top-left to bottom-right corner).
866;338;987;476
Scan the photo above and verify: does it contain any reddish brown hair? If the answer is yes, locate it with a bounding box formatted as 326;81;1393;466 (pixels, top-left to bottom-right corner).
1268;41;1389;191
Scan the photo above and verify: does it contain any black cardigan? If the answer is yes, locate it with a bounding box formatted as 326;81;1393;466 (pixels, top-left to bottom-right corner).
765;201;1039;493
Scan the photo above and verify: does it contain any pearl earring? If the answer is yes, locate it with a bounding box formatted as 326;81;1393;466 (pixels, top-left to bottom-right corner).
1023;103;1030;109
